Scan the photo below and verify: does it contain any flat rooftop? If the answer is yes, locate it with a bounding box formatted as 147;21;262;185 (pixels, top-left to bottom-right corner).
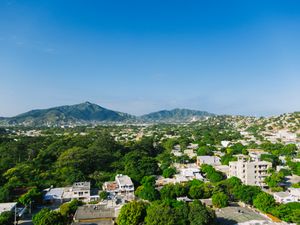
73;182;91;191
116;175;133;186
216;206;266;225
72;221;114;225
74;205;115;221
0;202;17;214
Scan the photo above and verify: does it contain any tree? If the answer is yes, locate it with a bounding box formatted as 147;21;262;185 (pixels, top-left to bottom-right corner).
212;192;229;208
220;154;237;165
197;146;213;156
0;186;10;203
117;201;148;225
162;167;176;178
265;171;285;188
124;152;160;183
188;200;216;225
99;191;109;200
18;188;42;206
0;211;14;225
271;202;300;223
59;199;83;220
172;200;189;225
33;208;65;225
201;164;225;183
145;201;176;225
160;184;177;200
135;176;160;201
233;185;261;205
253;192;276;213
188;185;203;199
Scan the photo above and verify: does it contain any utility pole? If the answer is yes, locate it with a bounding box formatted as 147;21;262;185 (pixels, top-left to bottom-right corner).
14;204;17;225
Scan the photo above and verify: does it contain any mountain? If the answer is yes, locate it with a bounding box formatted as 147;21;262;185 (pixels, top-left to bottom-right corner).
0;103;215;126
4;102;135;126
140;108;214;122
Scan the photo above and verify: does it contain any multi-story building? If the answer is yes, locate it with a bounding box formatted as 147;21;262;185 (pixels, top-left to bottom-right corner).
103;174;134;194
115;174;134;193
71;182;91;200
229;155;272;187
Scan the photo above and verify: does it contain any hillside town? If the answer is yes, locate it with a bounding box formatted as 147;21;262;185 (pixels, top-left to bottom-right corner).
0;112;299;225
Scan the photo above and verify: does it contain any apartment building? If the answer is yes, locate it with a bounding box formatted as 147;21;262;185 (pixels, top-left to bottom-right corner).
229;155;272;187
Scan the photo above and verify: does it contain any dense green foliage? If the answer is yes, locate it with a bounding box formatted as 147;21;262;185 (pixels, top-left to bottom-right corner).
135;176;160;201
201;164;225;183
253;192;276;213
18;188;42;206
117;201;148;225
0;211;14;225
33;208;65;225
212;192;229;208
59;199;83;222
143;200;215;225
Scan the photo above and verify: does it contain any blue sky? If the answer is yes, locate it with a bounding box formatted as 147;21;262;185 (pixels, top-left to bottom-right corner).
0;0;299;116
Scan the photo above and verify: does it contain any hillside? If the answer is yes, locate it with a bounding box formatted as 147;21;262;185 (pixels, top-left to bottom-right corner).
3;102;135;126
140;108;214;122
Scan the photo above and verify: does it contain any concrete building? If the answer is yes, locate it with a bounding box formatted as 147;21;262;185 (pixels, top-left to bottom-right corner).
247;149;267;161
44;182;99;203
103;175;134;196
70;182;91;200
289;187;300;200
43;187;65;203
73;205;116;225
115;174;134;193
197;156;221;167
0;202;17;214
229;155;272;187
273;191;299;204
183;149;197;159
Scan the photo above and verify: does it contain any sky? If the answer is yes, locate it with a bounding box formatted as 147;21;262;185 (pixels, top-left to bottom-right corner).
0;0;300;117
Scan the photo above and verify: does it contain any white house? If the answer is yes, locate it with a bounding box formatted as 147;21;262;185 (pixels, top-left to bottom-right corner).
289;188;300;201
115;174;134;193
103;175;134;195
197;156;221;167
183;149;197;159
273;191;299;204
44;187;65;203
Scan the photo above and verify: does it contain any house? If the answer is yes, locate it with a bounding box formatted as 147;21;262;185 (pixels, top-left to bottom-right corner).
214;165;230;176
221;141;230;148
44;182;98;203
229;155;272;187
183;149;197;159
179;167;204;181
247;149;267;161
115;174;134;193
197;156;221;167
0;202;17;214
102;181;119;194
155;177;176;187
273;191;299;204
73;205;116;225
68;182;91;201
187;143;199;149
103;175;134;199
43;187;65;203
288;188;300;200
62;182;98;202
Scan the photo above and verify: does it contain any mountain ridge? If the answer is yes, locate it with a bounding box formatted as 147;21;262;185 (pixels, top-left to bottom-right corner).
0;102;213;126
